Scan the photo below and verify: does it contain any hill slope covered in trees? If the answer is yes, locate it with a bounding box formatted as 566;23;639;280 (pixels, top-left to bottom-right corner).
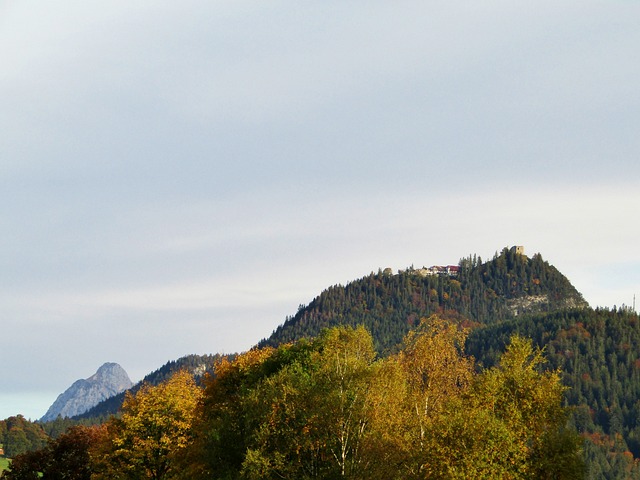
467;307;640;479
254;247;638;478
8;247;638;478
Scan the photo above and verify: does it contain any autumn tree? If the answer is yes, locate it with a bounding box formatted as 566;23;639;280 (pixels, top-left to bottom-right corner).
356;354;411;478
399;317;473;455
415;335;584;479
186;347;277;479
240;326;379;479
418;397;524;479
92;370;202;480
1;425;102;480
186;322;584;479
474;336;586;479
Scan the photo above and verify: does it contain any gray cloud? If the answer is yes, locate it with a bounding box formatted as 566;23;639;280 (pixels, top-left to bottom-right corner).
1;1;639;419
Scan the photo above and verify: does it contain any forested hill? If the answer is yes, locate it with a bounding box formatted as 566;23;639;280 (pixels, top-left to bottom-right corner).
70;247;584;421
66;247;584;423
11;247;640;477
260;247;587;352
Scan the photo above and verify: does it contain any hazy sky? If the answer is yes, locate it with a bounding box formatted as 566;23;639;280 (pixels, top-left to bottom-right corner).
2;1;639;420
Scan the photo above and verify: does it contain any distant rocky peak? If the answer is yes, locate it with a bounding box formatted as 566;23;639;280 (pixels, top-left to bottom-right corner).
40;362;133;422
90;362;130;385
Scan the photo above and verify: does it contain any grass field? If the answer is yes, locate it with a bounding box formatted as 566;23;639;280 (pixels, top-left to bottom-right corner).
0;456;10;472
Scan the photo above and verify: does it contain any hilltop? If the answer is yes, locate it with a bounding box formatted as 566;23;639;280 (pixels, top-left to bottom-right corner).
260;246;587;352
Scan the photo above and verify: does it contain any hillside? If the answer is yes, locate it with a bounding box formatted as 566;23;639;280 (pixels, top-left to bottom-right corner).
466;307;640;479
252;247;640;478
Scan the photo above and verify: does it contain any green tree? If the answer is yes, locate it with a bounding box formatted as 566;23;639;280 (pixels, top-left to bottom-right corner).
1;425;102;480
4;430;29;460
187;347;277;479
240;326;379;479
1;417;47;459
0;420;7;446
314;326;377;478
474;336;586;479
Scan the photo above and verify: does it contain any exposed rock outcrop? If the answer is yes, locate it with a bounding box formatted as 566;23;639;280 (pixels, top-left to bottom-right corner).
40;363;133;422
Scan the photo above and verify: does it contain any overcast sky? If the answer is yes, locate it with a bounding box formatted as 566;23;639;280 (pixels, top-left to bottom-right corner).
1;1;639;420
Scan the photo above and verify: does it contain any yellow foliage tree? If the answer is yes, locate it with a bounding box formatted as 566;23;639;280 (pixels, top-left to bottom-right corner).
92;370;202;480
473;336;585;479
399;316;474;443
186;320;584;480
417;335;585;479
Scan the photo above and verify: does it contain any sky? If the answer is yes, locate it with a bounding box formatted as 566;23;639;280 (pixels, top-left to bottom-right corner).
1;0;639;421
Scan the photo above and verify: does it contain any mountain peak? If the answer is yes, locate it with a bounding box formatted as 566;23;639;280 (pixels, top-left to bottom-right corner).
40;362;132;422
90;362;130;384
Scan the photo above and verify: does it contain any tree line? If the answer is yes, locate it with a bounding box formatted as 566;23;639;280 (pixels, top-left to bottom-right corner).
2;319;585;479
0;416;48;460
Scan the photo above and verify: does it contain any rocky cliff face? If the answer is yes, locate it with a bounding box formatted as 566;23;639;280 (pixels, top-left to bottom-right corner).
40;363;133;422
